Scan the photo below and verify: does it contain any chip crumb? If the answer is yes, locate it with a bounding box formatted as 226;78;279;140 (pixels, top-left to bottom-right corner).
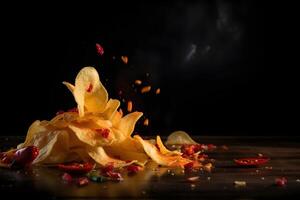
127;101;133;112
234;181;246;186
155;88;160;95
261;177;265;180
258;153;263;157
135;80;142;85
265;166;273;170
296;179;300;182
141;86;151;93
121;56;128;64
143;118;149;126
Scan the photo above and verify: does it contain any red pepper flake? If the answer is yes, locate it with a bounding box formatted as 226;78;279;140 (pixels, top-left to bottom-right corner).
67;107;78;113
62;173;72;183
96;43;104;56
77;177;89;187
127;165;141;174
95;128;110;139
184;162;194;171
86;83;93;93
106;171;123;181
58;162;94;174
275;177;287;186
101;163;114;174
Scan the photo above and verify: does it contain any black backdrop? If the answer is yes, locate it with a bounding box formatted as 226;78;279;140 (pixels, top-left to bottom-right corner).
0;1;283;137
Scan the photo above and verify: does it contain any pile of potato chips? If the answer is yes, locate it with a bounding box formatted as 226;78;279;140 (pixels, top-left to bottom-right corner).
17;67;199;168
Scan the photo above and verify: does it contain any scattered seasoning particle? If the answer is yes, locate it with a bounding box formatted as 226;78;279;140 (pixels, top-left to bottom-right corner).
155;88;161;95
265;166;273;170
275;177;287;186
207;177;211;181
86;83;93;92
121;56;128;64
171;172;175;176
296;179;300;182
118;90;123;96
77;177;89;187
261;177;265;180
143;118;149;126
127;165;141;174
256;170;259;173
234;181;246;187
258;153;263;157
135;80;142;85
62;173;72;183
96;43;104;56
141;86;151;93
127;101;133;112
187;176;199;182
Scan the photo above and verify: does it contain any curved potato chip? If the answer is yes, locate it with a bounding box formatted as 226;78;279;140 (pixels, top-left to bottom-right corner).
117;112;143;138
62;81;75;93
134;135;191;168
74;67;108;117
165;130;198;145
102;99;121;120
68;124;114;147
156;136;182;156
87;146;136;168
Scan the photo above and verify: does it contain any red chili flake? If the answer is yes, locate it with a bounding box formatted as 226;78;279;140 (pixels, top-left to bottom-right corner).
77;177;89;187
106;171;123;181
86;83;93;93
207;144;217;150
96;43;104;56
275;177;287;186
58;162;94;174
101;163;114;174
127;165;141;174
62;173;72;183
95;128;110;138
67;107;78;113
56;110;64;115
184;162;194;171
234;157;270;167
181;145;197;156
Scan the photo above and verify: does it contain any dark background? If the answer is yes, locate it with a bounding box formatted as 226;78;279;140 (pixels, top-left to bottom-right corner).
0;1;287;137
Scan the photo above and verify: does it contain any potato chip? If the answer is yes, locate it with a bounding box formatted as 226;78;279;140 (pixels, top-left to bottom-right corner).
165;131;198;145
156;136;181;156
134;135;192;168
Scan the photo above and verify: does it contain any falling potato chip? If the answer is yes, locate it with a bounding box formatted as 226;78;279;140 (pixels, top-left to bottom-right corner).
165;131;198;145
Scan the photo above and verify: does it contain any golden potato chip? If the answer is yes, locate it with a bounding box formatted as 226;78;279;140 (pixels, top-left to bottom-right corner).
156;136;181;156
134;135;191;168
165;130;198;145
68;124;114;147
62;81;75;93
117;112;143;138
87;146;136;168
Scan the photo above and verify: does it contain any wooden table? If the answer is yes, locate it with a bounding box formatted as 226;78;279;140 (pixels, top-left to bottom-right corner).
1;136;300;199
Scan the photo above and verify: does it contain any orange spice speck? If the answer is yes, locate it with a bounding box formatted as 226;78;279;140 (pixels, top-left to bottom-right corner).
135;80;142;85
155;88;160;94
127;101;133;112
86;83;93;92
141;86;151;94
143;118;149;126
121;56;128;64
